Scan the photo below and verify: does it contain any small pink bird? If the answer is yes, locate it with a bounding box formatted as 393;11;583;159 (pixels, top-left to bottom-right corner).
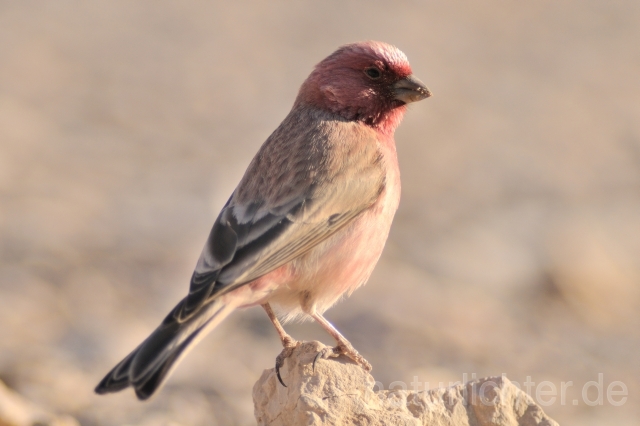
95;41;430;399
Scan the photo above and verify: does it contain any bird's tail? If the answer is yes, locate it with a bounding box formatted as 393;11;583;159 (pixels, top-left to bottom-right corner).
95;298;234;400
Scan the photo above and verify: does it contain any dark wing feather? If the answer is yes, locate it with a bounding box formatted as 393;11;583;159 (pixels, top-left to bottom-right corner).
178;201;302;320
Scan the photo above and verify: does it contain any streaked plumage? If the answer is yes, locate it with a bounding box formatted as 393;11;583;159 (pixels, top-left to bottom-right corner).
95;41;430;400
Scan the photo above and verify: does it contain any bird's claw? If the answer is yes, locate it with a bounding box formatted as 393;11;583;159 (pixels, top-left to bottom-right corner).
275;338;299;387
312;344;372;372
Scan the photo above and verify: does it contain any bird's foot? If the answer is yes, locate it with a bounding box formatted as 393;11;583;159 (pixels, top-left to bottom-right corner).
275;337;299;387
313;343;372;372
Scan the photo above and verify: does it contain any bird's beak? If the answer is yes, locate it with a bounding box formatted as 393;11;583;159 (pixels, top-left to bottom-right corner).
392;75;432;104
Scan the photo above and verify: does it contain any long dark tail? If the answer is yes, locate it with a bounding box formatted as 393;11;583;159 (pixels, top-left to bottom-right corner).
95;298;233;400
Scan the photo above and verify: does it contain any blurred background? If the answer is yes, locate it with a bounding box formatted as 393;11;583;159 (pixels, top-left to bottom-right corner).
1;1;639;425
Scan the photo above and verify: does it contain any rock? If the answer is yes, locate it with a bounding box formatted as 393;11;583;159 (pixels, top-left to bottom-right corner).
253;341;558;426
0;380;78;426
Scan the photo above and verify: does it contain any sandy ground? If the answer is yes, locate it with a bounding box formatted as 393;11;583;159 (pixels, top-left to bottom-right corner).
1;1;639;425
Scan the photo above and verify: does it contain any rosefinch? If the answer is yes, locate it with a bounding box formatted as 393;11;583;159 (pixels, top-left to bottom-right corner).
95;41;430;400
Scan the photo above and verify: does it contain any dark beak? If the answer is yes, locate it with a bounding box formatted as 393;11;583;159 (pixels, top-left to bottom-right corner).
393;75;432;104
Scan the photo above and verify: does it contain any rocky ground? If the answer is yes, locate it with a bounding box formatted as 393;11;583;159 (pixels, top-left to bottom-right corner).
253;341;559;426
1;1;639;425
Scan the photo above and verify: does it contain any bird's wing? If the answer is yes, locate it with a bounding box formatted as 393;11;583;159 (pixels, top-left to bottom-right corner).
176;116;386;321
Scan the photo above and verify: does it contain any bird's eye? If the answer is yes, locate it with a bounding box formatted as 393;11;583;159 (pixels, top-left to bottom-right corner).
364;67;382;80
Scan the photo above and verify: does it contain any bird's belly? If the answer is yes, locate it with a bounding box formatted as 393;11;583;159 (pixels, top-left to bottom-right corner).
265;178;400;320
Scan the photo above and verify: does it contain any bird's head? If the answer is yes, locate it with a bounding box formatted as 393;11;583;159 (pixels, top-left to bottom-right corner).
296;41;431;134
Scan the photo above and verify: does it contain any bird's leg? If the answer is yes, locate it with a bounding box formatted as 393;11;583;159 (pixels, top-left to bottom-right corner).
310;312;372;372
261;303;298;387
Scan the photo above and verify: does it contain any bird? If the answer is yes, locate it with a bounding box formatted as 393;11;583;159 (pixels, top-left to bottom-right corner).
95;40;431;400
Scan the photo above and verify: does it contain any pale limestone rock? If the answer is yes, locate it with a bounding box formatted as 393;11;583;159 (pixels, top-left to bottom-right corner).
253;341;558;426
